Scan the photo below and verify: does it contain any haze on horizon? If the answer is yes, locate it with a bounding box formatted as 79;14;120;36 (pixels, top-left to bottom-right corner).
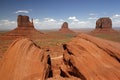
0;0;120;30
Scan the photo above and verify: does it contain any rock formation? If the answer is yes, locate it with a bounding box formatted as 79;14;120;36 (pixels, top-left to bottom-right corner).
17;15;34;28
92;17;118;33
0;38;52;80
0;15;44;39
61;22;69;29
96;17;112;29
60;33;120;80
59;22;75;33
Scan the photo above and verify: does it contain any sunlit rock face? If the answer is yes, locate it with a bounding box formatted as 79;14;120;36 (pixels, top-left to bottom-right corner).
0;38;52;80
60;33;120;80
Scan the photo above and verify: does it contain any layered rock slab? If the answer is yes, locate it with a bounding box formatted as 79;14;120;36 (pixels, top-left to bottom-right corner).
0;38;52;80
61;33;120;80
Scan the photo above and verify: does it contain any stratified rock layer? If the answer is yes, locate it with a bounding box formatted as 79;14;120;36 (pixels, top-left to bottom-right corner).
59;22;74;33
61;33;120;80
0;15;44;39
0;38;52;80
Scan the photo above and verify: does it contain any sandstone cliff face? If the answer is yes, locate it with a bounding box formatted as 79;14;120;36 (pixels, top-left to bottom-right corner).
0;38;52;80
60;33;120;80
17;15;34;28
59;22;75;33
92;17;117;33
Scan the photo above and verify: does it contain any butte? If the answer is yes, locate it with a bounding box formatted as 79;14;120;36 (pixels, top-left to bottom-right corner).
59;22;75;33
0;15;44;39
92;17;118;34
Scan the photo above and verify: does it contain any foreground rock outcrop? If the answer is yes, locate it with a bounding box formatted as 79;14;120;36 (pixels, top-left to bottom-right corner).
0;33;120;80
92;17;118;33
0;15;44;39
0;38;52;80
60;33;120;80
59;22;75;33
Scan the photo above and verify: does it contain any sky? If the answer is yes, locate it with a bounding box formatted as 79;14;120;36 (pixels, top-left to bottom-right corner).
0;0;120;30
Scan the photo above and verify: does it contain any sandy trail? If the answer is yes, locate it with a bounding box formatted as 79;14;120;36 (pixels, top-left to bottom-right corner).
51;55;63;60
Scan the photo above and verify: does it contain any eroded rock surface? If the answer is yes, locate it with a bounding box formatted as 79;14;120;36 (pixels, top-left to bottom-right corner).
59;22;75;33
60;33;120;80
0;38;52;80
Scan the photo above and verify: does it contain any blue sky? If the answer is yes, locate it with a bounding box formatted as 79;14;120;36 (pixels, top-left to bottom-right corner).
0;0;120;30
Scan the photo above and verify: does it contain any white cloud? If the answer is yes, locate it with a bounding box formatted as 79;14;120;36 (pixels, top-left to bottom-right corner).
110;14;120;27
44;18;56;22
88;17;97;20
15;10;29;14
0;20;16;30
68;16;76;19
68;16;79;22
33;18;62;29
111;18;120;27
112;14;120;19
68;16;95;28
33;19;41;27
69;20;94;28
59;19;64;22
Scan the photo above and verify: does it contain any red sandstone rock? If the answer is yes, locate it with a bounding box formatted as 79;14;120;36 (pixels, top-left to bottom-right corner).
60;33;120;80
0;33;120;80
61;22;68;29
92;17;118;33
0;38;52;80
96;17;112;29
17;15;34;28
59;22;75;33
